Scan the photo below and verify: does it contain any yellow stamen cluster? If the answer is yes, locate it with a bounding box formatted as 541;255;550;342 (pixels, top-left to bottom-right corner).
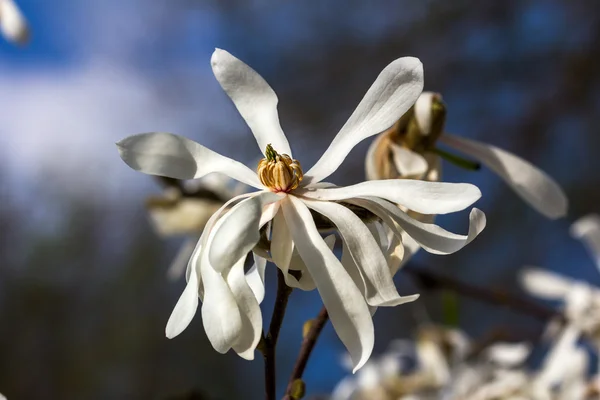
258;144;303;192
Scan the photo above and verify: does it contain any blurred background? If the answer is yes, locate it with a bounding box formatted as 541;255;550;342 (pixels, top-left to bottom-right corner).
0;0;599;398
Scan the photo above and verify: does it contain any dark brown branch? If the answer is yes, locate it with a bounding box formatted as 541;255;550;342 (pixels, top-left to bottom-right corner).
262;269;293;400
283;306;329;400
403;263;562;322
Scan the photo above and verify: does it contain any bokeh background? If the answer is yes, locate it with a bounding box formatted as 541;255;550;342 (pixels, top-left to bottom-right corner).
1;0;599;399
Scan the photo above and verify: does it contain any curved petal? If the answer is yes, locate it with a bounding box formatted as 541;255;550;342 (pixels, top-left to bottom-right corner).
365;134;385;181
304;199;417;307
287;235;336;291
165;262;201;339
390;144;428;178
209;192;283;272
116;132;263;189
226;256;263;360
282;196;374;372
520;268;574;300
414;92;436;135
167;193;253;338
211;49;292;157
440;134;567;219
246;254;267;304
299;180;481;215
271;208;296;285
570;214;600;268
352;197;486;255
0;0;29;45
304;57;424;184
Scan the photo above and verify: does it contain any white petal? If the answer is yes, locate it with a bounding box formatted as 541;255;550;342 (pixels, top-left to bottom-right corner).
414;92;436;135
226;256;263;360
304;199;418;307
246;254;267;304
353;197;485;255
485;342;531;367
0;0;29;45
259;201;280;227
440;134;568;219
165;262;201;339
208;192;283;272
167;238;198;281
537;324;581;387
271;208;296;285
282;196;374;372
148;198;220;237
519;268;574;300
305;57;424;184
116;132;263;189
167;193;253;338
365;134;384;181
200;251;243;353
299;180;481;215
570;214;600;268
390;144;428;178
287;235;336;291
211;49;292;157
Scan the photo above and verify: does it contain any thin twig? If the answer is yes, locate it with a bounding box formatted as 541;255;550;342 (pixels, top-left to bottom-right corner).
262;269;293;400
403;263;562;322
283;306;329;399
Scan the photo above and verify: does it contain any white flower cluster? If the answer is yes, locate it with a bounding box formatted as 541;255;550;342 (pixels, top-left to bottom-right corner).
332;215;600;400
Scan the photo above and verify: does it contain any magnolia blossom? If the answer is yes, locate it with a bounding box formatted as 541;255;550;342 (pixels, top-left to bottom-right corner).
332;325;592;400
146;174;243;279
0;0;28;44
366;91;568;220
117;49;486;371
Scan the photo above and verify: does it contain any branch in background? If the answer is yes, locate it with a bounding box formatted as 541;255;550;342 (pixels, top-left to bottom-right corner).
283;307;329;400
261;269;293;400
403;263;563;323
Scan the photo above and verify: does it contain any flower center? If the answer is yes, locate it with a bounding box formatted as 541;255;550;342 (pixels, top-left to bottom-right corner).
258;144;303;192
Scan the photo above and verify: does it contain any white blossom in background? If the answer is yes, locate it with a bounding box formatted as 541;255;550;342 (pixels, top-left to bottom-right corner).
331;324;595;399
521;214;600;348
0;0;28;45
366;91;568;220
117;49;486;370
146;173;245;280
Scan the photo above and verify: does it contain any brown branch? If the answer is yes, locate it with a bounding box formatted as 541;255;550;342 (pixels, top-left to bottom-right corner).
283;306;329;400
403;263;562;322
262;269;293;400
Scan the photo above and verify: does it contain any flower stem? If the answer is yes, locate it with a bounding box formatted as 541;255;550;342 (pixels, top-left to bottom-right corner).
432;147;481;171
283;306;329;399
263;269;293;400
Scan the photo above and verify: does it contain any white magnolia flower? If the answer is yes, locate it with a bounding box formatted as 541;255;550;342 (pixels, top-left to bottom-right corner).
146;174;244;280
366;91;568;219
117;49;486;371
0;0;28;44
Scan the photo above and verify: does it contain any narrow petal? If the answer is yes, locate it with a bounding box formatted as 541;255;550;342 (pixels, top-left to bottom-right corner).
209;192;283;272
168;193;253;338
0;0;29;45
519;268;574;300
304;199;418;307
211;49;292;156
365;134;384;181
305;57;424;184
414;92;436;135
485;343;531;367
165;262;201;339
570;214;600;268
271;208;296;286
116;132;263;188
390;144;428;178
226;256;263;360
287;235;336;291
200;251;243;353
350;197;486;255
300;180;481;215
440;134;568;219
282;196;374;372
167;238;198;281
246;254;267;304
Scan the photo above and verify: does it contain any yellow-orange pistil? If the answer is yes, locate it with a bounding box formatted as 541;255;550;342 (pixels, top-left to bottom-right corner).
257;144;303;192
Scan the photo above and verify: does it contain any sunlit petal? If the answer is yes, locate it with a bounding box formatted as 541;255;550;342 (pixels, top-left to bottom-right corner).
440;134;567;219
305;57;423;184
282;196;374;372
211;49;292;157
116;132;263;188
